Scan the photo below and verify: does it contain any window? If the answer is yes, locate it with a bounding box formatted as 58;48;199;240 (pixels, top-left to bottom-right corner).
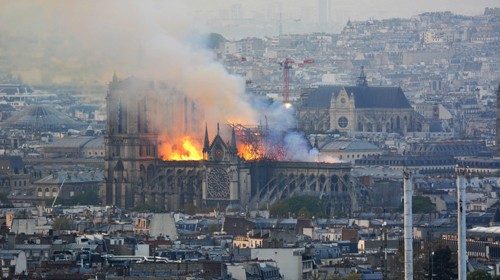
338;117;349;128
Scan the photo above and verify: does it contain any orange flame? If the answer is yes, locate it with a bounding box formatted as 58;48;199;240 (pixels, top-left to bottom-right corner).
237;143;264;161
159;136;203;161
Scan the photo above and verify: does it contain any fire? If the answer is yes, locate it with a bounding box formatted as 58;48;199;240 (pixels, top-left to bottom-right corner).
159;136;203;161
238;143;263;161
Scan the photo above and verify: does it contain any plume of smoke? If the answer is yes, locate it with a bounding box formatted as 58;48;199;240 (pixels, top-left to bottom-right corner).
0;0;257;138
283;132;316;161
1;0;327;162
248;98;324;162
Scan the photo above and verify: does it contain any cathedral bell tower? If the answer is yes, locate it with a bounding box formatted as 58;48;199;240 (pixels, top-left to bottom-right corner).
104;76;159;209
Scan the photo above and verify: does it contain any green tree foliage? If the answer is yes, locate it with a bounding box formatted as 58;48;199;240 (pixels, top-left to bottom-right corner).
60;189;100;206
0;192;13;207
133;203;165;213
399;195;436;213
269;195;326;218
345;274;361;280
428;246;457;280
468;270;495;280
52;217;73;231
207;224;221;233
327;273;361;280
388;239;458;279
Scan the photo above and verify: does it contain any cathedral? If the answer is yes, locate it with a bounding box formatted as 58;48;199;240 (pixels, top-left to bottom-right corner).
104;76;357;213
298;68;428;135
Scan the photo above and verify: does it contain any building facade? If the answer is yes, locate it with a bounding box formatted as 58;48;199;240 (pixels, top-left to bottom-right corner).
299;70;428;135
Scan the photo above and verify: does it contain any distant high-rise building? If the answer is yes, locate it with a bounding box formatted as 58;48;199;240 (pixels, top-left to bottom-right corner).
318;0;330;27
231;4;243;20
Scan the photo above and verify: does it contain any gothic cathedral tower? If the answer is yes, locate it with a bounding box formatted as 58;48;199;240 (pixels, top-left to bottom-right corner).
104;75;159;208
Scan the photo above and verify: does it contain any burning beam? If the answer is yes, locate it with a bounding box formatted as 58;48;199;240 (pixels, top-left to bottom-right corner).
159;136;203;161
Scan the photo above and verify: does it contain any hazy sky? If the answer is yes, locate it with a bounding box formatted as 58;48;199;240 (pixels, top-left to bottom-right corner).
184;0;498;17
183;0;499;38
0;0;498;84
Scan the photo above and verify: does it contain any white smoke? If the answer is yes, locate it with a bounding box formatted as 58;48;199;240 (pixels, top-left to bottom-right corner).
0;0;326;162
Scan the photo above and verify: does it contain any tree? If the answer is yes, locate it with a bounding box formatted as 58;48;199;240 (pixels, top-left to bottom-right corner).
0;192;13;207
61;189;100;206
344;273;361;280
431;246;457;280
388;239;458;280
207;224;221;233
327;273;361;280
133;203;165;213
327;276;344;280
398;195;436;214
269;195;327;218
52;217;73;231
468;270;493;280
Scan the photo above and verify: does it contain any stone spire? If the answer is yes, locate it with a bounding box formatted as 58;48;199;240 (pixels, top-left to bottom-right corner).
356;66;368;87
230;126;237;155
112;72;118;83
203;123;210;154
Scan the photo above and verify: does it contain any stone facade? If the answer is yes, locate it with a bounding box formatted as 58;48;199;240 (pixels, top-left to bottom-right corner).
299;79;428;135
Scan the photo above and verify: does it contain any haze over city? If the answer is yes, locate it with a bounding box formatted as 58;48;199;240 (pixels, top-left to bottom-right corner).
0;1;498;279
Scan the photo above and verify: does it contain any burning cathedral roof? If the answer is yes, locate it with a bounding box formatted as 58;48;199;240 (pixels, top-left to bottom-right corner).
0;104;85;132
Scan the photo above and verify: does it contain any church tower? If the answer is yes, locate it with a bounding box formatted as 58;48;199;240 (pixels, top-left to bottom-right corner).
104;76;159;208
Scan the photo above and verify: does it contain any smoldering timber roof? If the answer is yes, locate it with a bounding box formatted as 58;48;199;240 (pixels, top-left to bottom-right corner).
0;105;85;132
302;85;412;109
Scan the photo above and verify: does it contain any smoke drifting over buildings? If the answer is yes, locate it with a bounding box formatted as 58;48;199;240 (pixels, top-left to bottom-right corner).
0;1;320;161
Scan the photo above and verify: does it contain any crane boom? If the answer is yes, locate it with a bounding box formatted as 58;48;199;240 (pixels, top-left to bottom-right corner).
51;177;66;208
